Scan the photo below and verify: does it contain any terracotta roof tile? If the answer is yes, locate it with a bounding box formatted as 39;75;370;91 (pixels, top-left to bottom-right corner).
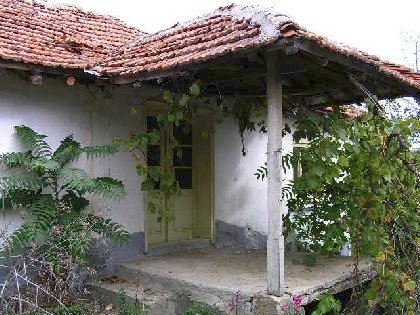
96;5;419;92
0;1;418;93
280;22;420;91
0;0;144;70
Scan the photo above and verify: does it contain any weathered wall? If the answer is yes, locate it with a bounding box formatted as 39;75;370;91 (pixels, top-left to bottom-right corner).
0;70;146;260
0;69;300;257
213;115;294;248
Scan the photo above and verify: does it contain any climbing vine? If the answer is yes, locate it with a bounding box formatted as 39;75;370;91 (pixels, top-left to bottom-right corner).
232;101;267;155
126;83;201;222
280;98;419;313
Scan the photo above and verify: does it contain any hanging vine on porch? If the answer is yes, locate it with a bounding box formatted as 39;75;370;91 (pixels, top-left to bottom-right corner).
125;82;201;223
126;81;270;222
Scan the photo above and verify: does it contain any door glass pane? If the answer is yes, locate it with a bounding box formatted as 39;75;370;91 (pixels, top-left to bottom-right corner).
175;169;192;189
146;116;161;189
173;122;192;145
147;116;159;133
147;145;161;166
173;147;192;167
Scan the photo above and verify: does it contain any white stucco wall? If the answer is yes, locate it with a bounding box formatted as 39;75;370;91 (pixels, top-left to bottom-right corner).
0;70;145;235
0;68;297;247
214;115;294;235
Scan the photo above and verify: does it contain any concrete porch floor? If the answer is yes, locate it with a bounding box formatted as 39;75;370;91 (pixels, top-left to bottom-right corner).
95;247;376;314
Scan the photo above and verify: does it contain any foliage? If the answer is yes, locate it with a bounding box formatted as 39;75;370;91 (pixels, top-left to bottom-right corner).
254;162;267;181
302;254;317;267
0;125;129;267
117;289;147;315
280;295;304;315
284;98;419;313
232;101;266;155
184;302;218;315
49;304;82;315
127;82;202;223
312;294;342;315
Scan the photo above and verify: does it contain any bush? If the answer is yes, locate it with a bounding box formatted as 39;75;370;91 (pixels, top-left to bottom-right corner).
0;125;129;313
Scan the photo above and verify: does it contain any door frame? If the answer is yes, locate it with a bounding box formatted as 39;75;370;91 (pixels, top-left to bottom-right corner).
142;101;215;253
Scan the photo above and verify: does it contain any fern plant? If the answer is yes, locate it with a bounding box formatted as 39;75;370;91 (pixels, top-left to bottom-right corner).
0;125;129;267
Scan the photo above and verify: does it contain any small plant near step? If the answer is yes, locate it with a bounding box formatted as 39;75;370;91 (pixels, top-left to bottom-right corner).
312;294;342;315
184;302;218;315
302;254;317;266
228;291;241;314
49;304;83;315
117;289;147;315
280;295;304;315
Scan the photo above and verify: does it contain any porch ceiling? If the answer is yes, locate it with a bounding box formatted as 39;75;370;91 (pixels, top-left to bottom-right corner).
144;43;419;107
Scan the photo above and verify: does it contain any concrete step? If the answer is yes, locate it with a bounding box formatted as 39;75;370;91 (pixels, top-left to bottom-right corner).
115;261;250;313
91;276;187;315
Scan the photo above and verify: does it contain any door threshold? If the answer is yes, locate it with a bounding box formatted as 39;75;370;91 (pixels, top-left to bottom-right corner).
145;239;212;257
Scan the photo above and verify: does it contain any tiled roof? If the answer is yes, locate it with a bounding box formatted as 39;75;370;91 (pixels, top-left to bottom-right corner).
96;5;287;77
96;5;420;91
279;22;420;91
0;2;418;92
0;0;144;70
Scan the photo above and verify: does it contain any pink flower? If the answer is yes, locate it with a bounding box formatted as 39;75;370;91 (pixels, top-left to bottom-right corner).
292;295;303;312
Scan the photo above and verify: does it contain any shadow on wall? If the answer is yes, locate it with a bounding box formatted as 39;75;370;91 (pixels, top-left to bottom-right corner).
89;232;146;275
214;117;269;236
215;220;267;249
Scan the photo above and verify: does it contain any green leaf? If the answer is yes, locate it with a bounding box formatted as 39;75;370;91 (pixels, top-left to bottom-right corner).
93;177;127;201
14;125;52;158
0;152;33;168
312;164;325;177
53;135;82;165
189;83;200;97
179;94;190;107
163;90;173;103
175;111;184;121
149;166;160;182
89;214;130;245
0;172;43;196
31;158;61;173
167;113;176;122
313;294;341;315
83;138;122;159
61;190;89;213
141;177;156;191
60;167;94;193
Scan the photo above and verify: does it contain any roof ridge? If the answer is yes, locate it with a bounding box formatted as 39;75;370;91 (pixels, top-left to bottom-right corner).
120;4;291;50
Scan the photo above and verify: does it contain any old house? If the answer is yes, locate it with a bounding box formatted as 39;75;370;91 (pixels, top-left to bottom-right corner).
0;0;419;313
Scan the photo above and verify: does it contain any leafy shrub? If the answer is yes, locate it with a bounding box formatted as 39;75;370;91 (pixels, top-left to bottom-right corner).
50;304;82;315
0;125;129;266
184;302;218;315
0;126;129;312
313;294;341;315
285;98;419;313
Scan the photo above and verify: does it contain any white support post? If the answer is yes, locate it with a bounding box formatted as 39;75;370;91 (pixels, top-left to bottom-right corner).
266;52;284;296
